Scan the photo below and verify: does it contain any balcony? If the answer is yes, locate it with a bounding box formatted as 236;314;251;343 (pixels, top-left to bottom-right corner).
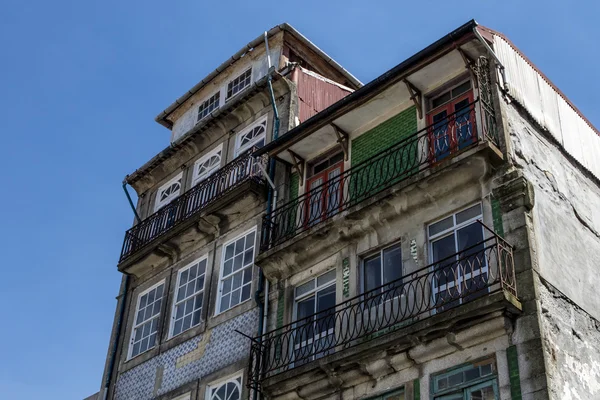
119;149;267;265
260;99;500;253
248;226;519;391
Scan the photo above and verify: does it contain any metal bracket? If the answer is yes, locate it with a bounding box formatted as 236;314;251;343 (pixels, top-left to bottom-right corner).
331;123;349;160
287;149;305;186
403;79;423;119
457;46;479;88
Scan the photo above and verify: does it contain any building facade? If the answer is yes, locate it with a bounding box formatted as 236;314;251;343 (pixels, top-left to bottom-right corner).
96;20;600;400
96;24;361;400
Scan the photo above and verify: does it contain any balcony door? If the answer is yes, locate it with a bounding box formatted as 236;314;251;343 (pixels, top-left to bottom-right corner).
428;203;488;312
293;270;336;366
427;80;476;162
305;152;344;226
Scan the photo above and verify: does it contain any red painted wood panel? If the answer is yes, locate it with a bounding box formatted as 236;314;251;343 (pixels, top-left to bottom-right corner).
296;68;353;123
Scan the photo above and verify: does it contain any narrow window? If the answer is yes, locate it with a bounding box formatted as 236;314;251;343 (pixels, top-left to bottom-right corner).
154;173;182;212
428;203;486;311
217;229;256;313
362;243;402;293
432;359;498;399
293;270;336;365
129;281;164;359
226;68;252;100
207;375;242;400
197;91;221;123
305;152;344;227
192;144;223;186
235;118;266;157
170;257;207;338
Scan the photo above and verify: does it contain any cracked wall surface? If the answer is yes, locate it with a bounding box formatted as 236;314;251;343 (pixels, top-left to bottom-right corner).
507;105;600;321
539;279;600;400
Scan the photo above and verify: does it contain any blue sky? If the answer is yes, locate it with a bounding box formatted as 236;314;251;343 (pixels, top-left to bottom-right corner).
0;0;597;399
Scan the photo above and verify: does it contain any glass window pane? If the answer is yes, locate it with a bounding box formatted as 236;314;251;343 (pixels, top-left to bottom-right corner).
296;297;315;321
296;280;315;298
432;234;457;264
364;255;382;292
456;204;482;224
429;216;454;237
317;270;336;287
457;223;484;257
383;245;402;286
467;383;496;400
451;81;471;98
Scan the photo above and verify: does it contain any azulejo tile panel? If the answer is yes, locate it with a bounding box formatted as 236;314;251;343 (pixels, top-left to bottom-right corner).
115;308;259;400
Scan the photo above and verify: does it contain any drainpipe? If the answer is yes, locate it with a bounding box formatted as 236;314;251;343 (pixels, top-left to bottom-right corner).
102;181;140;400
252;32;280;400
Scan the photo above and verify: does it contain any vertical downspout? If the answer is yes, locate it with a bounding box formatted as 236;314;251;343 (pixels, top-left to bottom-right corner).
252;32;279;400
102;182;141;400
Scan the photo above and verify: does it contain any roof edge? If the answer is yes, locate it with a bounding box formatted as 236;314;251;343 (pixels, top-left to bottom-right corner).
154;23;362;129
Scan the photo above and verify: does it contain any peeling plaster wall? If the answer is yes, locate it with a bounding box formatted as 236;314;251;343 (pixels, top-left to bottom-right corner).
507;104;600;321
538;279;600;400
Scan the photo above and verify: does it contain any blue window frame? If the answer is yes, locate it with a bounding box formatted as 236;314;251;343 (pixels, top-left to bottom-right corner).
431;359;498;399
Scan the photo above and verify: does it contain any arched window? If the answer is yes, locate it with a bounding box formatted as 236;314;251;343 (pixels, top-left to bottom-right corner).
192;145;223;186
154;173;182;212
208;376;242;400
235;118;266;156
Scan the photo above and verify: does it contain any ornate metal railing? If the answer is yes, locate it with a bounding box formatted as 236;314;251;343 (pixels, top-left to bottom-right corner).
248;225;515;389
260;99;497;252
120;148;267;262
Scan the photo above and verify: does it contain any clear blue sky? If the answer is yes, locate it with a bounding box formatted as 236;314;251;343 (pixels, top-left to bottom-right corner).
0;1;597;399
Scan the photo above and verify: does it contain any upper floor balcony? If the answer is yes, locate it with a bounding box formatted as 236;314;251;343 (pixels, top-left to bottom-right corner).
119;149;267;270
248;226;519;393
259;98;500;254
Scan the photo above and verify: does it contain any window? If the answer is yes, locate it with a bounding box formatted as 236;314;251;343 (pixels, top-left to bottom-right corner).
170;257;207;338
154;173;183;212
427;80;476;162
235;118;266;156
192;144;223;186
432;360;498;399
363;243;402;293
367;389;405;400
172;393;191;400
428;203;486;311
217;229;256;314
197;92;221;123
129;281;165;359
305;152;344;226
226;68;252;100
207;375;242;400
293;270;336;365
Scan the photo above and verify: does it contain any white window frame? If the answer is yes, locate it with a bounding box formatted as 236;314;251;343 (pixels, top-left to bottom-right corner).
206;373;243;400
215;227;257;315
169;256;208;339
197;91;221;123
128;280;165;360
192;144;223;187
226;68;252;101
154;172;183;212
427;203;486;305
234;116;267;157
172;393;191;400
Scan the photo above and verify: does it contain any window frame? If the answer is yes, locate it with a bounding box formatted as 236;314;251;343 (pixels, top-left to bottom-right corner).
192;143;223;187
360;241;403;294
154;172;183;212
206;373;243;400
366;388;405;400
168;256;208;339
431;359;498;399
215;227;257;315
128;280;165;360
234;116;267;157
197;91;221;123
226;68;252;101
427;203;486;309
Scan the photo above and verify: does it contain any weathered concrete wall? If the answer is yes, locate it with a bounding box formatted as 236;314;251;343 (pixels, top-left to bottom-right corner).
507;104;600;322
538;278;600;400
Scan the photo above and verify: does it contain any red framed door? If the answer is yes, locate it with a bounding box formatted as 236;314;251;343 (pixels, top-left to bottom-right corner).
305;160;344;227
427;90;476;163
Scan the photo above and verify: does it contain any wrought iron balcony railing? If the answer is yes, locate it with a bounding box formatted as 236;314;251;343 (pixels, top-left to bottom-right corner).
260;98;498;252
120;149;267;263
248;225;514;389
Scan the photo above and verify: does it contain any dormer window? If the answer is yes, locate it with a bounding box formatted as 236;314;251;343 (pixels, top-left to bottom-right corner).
197;92;221;123
154;173;182;212
227;68;252;100
192;144;223;186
